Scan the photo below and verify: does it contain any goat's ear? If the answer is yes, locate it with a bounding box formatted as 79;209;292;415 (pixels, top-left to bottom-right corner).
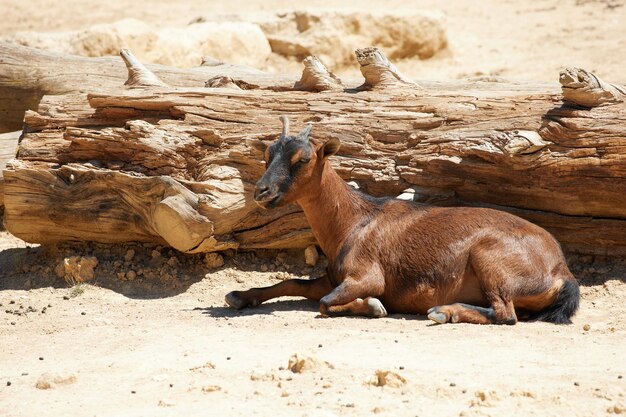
296;123;313;141
320;137;341;160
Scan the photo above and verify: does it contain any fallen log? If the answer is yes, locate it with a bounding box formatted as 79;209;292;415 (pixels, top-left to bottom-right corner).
2;48;626;256
0;42;558;133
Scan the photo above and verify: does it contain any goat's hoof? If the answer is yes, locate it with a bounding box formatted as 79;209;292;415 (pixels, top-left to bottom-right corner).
367;298;387;318
427;307;450;324
225;291;248;310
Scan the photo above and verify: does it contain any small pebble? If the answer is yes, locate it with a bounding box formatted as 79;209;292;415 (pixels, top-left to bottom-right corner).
21;373;28;376
10;322;15;325
450;382;456;387
399;366;405;370
318;344;323;348
574;382;579;386
81;312;86;316
226;357;231;360
618;375;622;379
6;381;11;386
63;296;70;300
131;390;136;394
48;304;52;308
39;357;44;361
169;384;174;388
583;324;591;331
9;300;15;304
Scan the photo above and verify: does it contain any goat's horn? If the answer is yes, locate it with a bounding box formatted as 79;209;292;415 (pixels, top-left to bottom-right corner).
279;115;290;137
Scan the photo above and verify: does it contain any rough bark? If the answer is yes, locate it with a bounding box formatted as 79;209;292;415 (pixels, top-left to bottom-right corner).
0;42;557;133
2;47;626;256
0;42;292;132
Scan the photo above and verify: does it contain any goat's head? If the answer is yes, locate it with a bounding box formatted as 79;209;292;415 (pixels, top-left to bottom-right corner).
254;116;340;209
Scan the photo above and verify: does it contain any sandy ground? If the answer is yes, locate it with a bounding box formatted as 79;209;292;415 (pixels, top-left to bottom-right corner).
0;232;625;416
1;1;626;416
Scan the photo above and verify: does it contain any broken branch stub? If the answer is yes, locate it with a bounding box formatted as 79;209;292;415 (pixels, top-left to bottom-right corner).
355;47;417;89
120;49;168;88
294;56;343;92
205;76;242;90
560;67;626;107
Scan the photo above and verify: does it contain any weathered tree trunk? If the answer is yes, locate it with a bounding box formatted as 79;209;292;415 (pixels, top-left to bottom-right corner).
0;42;558;132
0;131;19;218
2;47;626;256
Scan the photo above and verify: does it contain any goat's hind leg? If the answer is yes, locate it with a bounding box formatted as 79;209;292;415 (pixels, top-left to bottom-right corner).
322;297;387;318
427;299;517;325
318;273;387;318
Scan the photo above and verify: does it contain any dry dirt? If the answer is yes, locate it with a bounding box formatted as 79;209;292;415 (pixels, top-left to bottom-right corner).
1;232;625;417
1;0;626;416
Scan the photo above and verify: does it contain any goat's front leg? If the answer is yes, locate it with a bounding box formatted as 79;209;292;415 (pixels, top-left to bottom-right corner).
225;275;333;310
319;273;387;318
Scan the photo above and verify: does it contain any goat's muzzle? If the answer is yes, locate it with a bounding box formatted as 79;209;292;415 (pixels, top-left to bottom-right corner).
254;181;281;209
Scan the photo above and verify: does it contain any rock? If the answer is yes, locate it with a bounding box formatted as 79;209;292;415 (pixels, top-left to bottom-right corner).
61;256;98;283
583;324;591;331
259;11;447;68
158;399;175;407
126;270;137;281
287;353;331;373
124;249;135;262
275;252;288;265
369;370;407;388
54;262;65;279
35;373;77;390
151;250;161;259
204;253;225;269
202;385;221;393
304;245;319;266
4;19;272;69
470;390;500;407
607;405;625;414
167;256;179;267
153;22;272;68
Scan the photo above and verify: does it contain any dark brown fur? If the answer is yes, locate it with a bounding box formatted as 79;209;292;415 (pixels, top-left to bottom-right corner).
225;121;580;325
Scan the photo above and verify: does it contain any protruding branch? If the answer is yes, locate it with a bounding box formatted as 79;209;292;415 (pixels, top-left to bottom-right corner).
205;76;242;90
294;56;343;92
355;47;417;89
120;49;168;88
560;67;626;107
279;115;290;137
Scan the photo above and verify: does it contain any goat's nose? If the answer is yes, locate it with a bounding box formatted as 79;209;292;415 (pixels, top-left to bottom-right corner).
254;182;270;200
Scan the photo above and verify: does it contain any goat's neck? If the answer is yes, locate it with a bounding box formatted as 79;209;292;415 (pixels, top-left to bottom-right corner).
297;164;371;262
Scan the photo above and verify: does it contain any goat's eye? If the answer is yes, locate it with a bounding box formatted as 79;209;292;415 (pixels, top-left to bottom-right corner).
299;157;311;164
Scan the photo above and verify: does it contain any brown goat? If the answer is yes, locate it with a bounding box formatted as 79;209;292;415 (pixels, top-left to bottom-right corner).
225;117;580;324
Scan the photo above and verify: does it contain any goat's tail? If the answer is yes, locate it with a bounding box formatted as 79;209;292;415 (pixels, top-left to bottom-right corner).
527;279;580;324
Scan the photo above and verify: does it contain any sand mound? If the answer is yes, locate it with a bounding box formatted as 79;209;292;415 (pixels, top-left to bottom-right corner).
259;11;448;67
4;18;272;68
3;11;447;70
